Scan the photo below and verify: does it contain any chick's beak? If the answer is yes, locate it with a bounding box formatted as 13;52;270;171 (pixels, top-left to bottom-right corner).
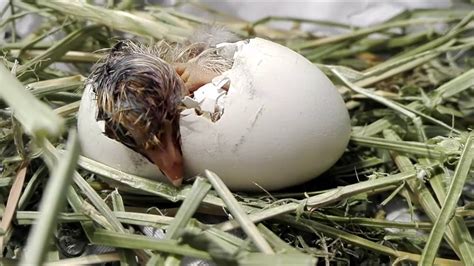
142;127;183;187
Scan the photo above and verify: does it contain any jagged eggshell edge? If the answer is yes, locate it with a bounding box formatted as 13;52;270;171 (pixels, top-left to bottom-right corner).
180;38;351;191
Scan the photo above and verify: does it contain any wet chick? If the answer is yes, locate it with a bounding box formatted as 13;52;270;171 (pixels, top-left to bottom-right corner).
89;28;235;186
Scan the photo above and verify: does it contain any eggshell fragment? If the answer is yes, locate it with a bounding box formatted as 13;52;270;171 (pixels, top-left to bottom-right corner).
180;38;351;190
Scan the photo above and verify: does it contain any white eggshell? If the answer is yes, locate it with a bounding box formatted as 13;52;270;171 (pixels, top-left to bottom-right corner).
77;86;165;181
77;37;351;191
180;38;350;191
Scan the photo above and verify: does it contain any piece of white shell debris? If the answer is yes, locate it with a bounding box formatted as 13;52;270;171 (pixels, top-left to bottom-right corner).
182;76;229;122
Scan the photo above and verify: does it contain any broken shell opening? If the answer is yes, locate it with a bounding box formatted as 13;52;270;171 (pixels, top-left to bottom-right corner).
181;40;248;122
182;76;230;122
180;37;351;191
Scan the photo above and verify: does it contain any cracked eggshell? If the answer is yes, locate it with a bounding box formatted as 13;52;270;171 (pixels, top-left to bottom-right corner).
180;38;351;191
77;85;165;181
78;37;350;191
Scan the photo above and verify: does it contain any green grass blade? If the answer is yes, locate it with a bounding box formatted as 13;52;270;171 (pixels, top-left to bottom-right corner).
292;17;462;50
37;0;189;42
16;25;101;80
165;177;211;240
383;129;474;264
0;63;64;138
279;215;462;265
420;133;474;265
205;170;274;254
72;171;126;233
91;229;213;260
350;135;450;158
44;253;121;265
217;170;418;231
21;130;80;265
431;68;474;106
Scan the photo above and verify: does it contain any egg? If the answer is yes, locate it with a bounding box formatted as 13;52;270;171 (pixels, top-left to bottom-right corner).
77;37;351;191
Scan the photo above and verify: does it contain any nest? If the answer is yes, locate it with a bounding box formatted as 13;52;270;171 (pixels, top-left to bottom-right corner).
0;1;473;265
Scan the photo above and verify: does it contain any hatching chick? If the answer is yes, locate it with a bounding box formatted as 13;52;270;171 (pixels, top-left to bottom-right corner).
88;26;235;186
